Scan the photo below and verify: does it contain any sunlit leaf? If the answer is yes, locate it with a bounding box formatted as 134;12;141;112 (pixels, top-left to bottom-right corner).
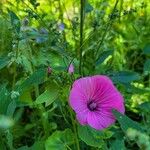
45;129;74;150
8;10;21;34
96;50;114;65
35;86;58;106
0;115;14;129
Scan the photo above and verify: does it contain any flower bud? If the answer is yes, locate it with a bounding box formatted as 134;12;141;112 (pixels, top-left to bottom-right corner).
47;66;52;75
68;63;74;74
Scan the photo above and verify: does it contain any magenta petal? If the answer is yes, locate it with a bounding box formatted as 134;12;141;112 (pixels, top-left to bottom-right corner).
69;87;87;113
69;75;125;130
87;111;115;130
68;63;74;74
76;110;89;125
99;92;125;114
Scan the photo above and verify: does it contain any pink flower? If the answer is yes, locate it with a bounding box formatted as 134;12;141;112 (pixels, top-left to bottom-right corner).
69;75;125;130
68;63;74;74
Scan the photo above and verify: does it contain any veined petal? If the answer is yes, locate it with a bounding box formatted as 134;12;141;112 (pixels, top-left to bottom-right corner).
76;110;89;125
87;111;115;130
99;92;125;114
69;75;125;130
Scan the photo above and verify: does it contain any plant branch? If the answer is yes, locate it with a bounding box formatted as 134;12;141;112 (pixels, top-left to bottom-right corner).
79;0;85;75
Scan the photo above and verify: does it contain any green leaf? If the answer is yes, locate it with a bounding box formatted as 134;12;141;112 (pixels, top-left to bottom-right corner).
45;129;74;150
16;146;29;150
110;139;126;150
16;68;46;93
0;57;9;70
0;84;11;115
30;141;45;150
0;17;13;53
144;59;150;73
0;115;14;129
125;84;150;94
111;71;140;83
6;99;16;117
35;86;58;106
139;102;150;113
85;2;93;13
112;110;144;133
78;125;112;147
19;90;33;104
96;50;113;65
0;85;16;117
16;141;44;150
8;10;21;34
143;43;150;54
0;140;7;150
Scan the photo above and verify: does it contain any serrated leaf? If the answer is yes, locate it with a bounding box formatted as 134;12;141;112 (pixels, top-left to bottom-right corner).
96;50;113;65
111;71;140;83
45;129;74;150
78;125;112;147
112;110;144;133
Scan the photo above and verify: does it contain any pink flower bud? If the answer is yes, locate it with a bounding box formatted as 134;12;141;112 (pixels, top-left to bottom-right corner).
47;66;52;75
68;63;74;74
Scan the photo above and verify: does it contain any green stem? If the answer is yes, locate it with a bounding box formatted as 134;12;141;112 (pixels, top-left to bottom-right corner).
12;40;19;90
69;108;80;150
58;0;66;42
95;0;119;59
28;40;49;138
79;0;85;75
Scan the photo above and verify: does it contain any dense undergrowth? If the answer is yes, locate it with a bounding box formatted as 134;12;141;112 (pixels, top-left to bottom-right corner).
0;0;150;149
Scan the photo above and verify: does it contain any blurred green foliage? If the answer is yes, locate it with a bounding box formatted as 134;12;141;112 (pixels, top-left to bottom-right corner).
0;0;150;149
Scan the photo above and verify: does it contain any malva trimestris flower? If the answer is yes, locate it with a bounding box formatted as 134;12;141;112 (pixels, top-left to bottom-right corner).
68;63;74;74
69;75;125;130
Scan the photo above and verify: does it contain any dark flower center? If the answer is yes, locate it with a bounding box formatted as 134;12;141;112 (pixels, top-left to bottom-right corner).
87;101;97;111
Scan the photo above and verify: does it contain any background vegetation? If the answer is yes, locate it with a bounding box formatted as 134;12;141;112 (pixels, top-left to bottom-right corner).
0;0;150;149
